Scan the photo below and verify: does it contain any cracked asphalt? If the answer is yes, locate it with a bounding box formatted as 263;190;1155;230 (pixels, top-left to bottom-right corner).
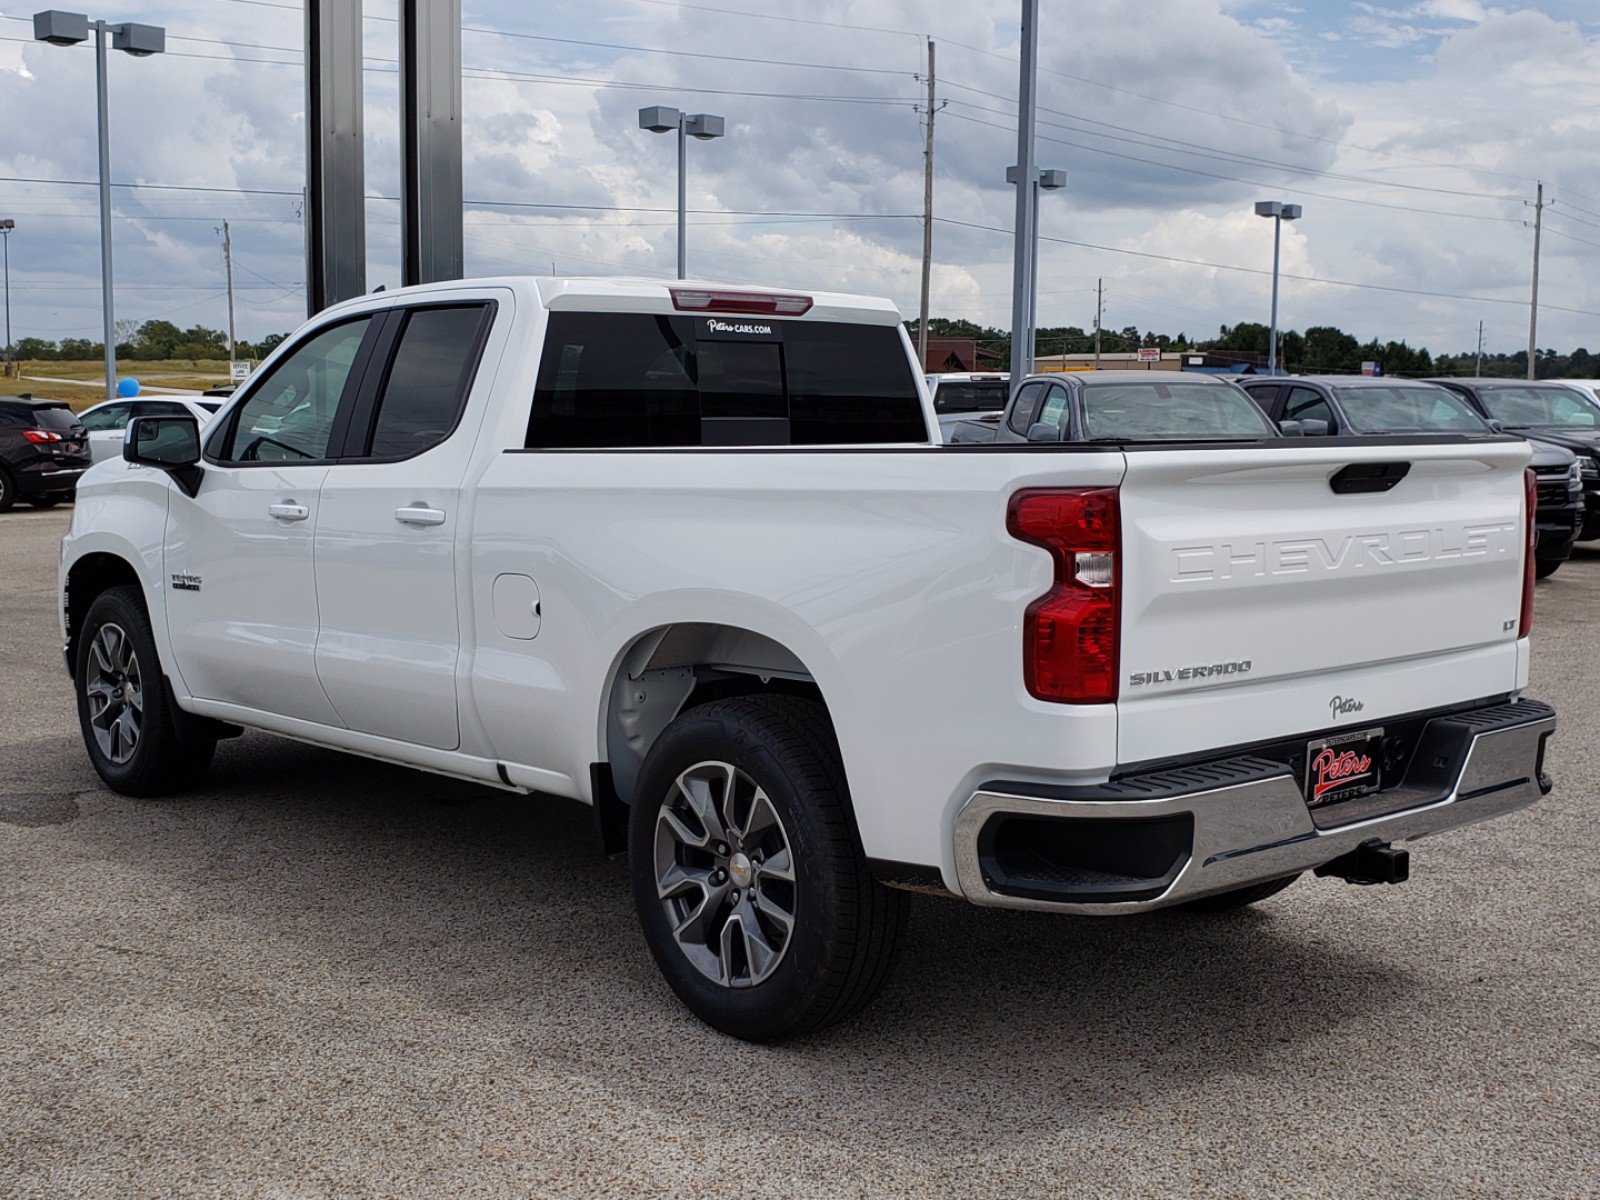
2;505;1596;1199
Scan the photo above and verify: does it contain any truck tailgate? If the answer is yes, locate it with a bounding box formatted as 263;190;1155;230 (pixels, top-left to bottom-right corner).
1116;439;1530;765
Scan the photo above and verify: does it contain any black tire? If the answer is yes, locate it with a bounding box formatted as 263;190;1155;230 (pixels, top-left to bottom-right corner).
0;466;15;513
628;695;905;1042
75;585;215;797
1535;559;1562;579
1178;873;1300;912
28;494;63;509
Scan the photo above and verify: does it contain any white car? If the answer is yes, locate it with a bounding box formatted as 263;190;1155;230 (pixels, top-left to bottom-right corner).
1557;379;1600;410
60;276;1556;1041
75;395;222;464
924;371;1009;441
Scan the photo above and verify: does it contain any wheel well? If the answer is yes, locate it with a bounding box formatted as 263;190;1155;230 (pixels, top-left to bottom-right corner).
602;623;825;806
65;553;143;668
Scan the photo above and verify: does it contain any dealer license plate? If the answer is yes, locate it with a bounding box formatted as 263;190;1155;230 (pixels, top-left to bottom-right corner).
1304;727;1383;809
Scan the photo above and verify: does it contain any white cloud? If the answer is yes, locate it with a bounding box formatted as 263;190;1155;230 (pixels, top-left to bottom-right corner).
0;0;1594;357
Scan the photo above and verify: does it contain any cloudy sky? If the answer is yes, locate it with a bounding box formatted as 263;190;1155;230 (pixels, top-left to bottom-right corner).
1;0;1598;355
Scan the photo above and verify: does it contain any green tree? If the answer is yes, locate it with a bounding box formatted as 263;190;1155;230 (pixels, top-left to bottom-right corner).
14;337;56;360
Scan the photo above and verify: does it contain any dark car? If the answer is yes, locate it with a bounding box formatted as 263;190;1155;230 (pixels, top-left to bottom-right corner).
1425;378;1600;541
1240;376;1581;577
946;370;1276;444
0;397;92;512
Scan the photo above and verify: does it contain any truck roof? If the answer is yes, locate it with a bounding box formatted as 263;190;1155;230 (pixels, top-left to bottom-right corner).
318;275;905;327
1030;370;1240;385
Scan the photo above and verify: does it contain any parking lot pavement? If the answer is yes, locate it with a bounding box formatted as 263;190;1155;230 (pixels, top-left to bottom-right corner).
2;507;1596;1200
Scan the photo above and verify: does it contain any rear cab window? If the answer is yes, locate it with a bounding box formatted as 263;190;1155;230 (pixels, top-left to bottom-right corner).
526;312;928;447
931;380;1009;414
1079;381;1276;441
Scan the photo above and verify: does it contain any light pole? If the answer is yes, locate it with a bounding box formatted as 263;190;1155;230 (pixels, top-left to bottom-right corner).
0;219;13;377
638;106;726;280
1254;199;1301;374
1008;165;1066;371
1008;0;1040;386
33;10;165;401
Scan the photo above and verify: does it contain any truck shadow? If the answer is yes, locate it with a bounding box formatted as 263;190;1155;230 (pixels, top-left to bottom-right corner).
46;730;1419;1152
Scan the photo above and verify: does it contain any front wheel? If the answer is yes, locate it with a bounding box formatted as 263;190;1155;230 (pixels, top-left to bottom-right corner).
628;695;905;1042
75;585;215;796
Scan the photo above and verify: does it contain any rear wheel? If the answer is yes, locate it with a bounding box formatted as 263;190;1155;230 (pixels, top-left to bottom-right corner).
628;695;905;1042
0;466;15;512
1535;559;1562;579
1178;874;1300;912
75;585;215;796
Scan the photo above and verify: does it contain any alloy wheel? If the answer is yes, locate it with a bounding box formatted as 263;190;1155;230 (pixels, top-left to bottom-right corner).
653;759;797;988
85;622;143;765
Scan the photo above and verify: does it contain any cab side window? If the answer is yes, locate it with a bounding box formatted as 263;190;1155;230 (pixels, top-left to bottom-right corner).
78;403;130;431
217;317;374;463
1006;382;1047;436
1283;386;1335;429
1035;384;1070;434
360;305;491;458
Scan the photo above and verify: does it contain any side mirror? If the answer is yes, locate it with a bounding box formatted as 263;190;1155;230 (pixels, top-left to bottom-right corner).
1026;421;1063;444
1278;419;1304;437
125;415;204;496
1299;418;1331;437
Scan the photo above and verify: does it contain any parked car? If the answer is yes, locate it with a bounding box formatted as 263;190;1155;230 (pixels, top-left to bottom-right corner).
1239;376;1581;577
76;396;222;464
1426;378;1600;541
60;276;1556;1041
0;396;91;511
924;372;1009;441
946;370;1275;443
1555;380;1600;409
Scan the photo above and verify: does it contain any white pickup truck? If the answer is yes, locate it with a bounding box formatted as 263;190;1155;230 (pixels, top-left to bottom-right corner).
60;276;1556;1041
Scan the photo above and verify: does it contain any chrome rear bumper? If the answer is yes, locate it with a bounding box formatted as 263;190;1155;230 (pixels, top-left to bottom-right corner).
953;699;1555;914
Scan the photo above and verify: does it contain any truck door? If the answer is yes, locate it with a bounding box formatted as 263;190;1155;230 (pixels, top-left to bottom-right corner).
164;314;381;725
311;300;500;750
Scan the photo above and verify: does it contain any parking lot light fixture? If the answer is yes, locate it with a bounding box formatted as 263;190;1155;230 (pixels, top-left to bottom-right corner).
32;10;166;401
1254;199;1302;374
639;105;726;280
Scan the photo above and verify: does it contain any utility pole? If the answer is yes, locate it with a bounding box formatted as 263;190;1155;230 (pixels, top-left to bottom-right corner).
217;219;236;367
1527;181;1544;380
1093;277;1103;368
1;219;13;378
1476;319;1484;378
917;38;936;371
1008;0;1040;385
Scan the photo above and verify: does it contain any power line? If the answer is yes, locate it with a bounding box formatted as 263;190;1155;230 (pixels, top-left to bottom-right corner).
940;111;1524;224
934;215;1600;318
940;83;1520;203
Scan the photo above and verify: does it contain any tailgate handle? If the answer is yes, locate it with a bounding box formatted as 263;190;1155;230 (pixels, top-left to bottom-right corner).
1331;462;1410;494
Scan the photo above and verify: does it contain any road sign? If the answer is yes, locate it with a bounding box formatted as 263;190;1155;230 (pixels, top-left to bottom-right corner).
1137;346;1160;362
230;361;252;383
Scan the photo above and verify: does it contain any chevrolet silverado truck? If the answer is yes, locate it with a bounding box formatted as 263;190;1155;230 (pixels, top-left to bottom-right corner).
1238;375;1582;578
60;277;1557;1041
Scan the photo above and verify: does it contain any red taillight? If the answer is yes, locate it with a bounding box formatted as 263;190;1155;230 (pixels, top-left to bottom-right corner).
669;287;813;316
1007;488;1121;704
21;429;62;444
1520;466;1536;637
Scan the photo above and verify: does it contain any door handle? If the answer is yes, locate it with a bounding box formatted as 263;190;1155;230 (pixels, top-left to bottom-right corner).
267;502;310;522
395;505;447;527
